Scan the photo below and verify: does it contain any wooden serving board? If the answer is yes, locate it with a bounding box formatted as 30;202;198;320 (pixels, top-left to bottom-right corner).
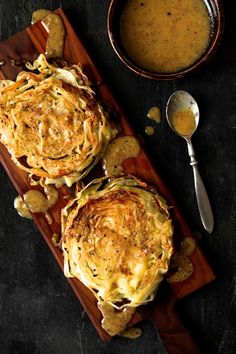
0;9;215;353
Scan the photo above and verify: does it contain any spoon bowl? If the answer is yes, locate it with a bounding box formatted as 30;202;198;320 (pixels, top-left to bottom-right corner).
166;90;214;234
166;90;199;138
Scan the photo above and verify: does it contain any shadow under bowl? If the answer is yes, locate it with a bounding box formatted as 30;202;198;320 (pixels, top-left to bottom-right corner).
107;0;224;80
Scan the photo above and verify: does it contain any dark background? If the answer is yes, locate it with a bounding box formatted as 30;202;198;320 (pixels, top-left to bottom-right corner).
0;1;235;353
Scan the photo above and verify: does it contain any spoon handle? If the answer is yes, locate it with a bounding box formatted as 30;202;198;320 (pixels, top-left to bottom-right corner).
186;139;214;233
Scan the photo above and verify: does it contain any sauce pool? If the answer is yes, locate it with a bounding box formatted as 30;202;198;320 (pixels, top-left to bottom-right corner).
168;237;196;283
145;125;155;136
31;9;51;24
14;186;59;219
103;136;141;176
147;106;161;123
98;301;136;336
31;9;65;58
14;196;32;219
120;0;211;73
120;327;142;339
171;108;196;136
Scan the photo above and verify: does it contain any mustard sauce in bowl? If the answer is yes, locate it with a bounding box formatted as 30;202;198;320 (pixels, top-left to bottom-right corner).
120;0;210;74
107;0;224;80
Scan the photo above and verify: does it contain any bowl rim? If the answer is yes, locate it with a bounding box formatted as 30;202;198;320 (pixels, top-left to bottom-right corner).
107;0;225;80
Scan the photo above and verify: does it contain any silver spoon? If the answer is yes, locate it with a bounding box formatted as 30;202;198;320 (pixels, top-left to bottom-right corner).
166;90;214;233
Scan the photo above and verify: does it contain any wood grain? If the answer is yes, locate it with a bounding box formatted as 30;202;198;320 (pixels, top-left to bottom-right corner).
0;8;215;351
147;292;202;354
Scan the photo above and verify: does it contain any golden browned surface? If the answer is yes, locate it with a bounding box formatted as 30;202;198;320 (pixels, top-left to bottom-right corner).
62;176;173;335
0;55;117;185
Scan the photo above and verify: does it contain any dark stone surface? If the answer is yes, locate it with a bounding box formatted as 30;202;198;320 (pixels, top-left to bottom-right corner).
0;1;235;353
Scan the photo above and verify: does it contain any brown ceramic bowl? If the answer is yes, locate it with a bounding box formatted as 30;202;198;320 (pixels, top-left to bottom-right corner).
107;0;224;80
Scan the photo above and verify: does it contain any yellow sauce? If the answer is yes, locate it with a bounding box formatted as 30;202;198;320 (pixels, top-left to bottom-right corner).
145;125;155;136
14;196;32;219
31;9;52;24
103;136;141;176
120;0;210;73
180;236;196;256
23;190;48;213
14;186;59;218
171;108;196;136
98;301;136;336
120;327;142;339
168;237;196;283
147;106;161;123
43;14;65;58
31;9;65;58
43;186;59;208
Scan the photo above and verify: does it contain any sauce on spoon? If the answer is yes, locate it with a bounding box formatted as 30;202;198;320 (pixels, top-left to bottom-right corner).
171;108;196;136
